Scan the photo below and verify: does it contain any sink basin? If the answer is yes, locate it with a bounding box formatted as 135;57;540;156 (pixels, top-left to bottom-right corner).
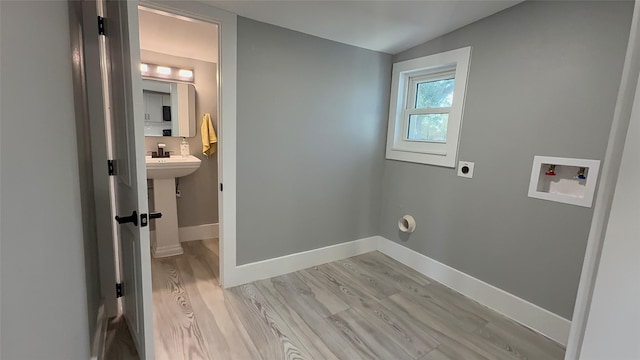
145;155;201;179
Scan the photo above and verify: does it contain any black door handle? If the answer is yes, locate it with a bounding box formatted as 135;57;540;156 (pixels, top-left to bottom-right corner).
115;211;138;226
149;212;162;220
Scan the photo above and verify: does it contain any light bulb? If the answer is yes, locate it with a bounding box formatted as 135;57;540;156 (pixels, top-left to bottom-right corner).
178;69;193;78
156;66;171;75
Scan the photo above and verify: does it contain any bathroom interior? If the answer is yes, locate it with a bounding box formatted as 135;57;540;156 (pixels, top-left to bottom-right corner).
137;5;222;333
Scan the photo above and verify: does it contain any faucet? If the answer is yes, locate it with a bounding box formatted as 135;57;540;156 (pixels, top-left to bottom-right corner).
152;143;170;158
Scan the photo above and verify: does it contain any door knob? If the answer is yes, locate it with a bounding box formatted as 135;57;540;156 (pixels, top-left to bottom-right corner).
149;212;162;220
115;211;138;226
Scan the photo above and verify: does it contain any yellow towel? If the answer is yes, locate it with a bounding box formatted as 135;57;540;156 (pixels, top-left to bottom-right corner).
201;113;217;158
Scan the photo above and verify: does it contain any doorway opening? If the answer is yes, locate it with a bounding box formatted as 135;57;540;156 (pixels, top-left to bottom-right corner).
136;5;223;355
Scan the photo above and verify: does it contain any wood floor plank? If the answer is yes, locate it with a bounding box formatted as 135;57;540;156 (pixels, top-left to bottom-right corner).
327;259;401;298
350;300;440;359
420;346;488;360
347;254;434;296
399;287;489;333
299;264;378;309
286;270;350;316
473;321;565;360
151;258;211;360
174;252;261;360
328;308;415;360
182;240;219;280
201;238;219;258
420;349;455;360
274;272;348;318
355;251;434;286
335;308;417;360
254;278;341;360
229;283;312;359
387;293;522;360
269;273;374;360
351;253;489;332
418;280;500;325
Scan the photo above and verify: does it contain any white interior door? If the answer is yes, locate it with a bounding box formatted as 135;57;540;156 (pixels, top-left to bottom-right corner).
101;1;155;359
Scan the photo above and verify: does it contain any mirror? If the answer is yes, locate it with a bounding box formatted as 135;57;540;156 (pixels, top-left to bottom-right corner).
142;79;196;137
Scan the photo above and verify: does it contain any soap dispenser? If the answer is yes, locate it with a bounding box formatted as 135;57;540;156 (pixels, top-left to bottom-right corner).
180;137;190;157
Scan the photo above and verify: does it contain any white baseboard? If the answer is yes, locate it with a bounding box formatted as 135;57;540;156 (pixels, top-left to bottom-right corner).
178;223;219;242
152;242;184;258
90;303;108;360
150;223;219;244
377;236;571;346
227;236;379;287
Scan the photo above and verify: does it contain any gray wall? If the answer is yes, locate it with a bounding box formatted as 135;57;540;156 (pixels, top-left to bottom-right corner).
381;1;633;319
68;0;102;339
236;17;391;265
1;1;90;359
142;50;219;228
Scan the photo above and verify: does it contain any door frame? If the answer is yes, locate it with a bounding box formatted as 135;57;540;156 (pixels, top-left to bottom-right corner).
78;0;122;319
137;0;238;288
565;1;640;358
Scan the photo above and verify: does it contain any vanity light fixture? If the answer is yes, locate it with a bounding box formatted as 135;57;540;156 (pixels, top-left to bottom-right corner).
139;62;195;83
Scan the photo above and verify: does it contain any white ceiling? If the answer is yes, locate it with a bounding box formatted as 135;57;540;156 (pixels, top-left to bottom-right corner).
205;1;523;54
138;8;219;63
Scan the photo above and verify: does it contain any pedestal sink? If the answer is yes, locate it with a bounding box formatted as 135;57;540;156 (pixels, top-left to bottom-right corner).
146;155;201;258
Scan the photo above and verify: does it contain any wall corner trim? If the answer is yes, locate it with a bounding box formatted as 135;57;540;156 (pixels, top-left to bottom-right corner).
376;236;571;346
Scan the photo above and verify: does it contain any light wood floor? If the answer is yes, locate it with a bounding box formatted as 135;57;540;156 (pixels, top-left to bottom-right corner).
112;238;565;359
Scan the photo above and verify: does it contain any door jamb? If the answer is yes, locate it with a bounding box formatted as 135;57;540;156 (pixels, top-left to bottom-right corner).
79;0;121;318
565;1;640;358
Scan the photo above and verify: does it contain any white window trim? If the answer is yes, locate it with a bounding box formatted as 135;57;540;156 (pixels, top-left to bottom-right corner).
386;47;472;167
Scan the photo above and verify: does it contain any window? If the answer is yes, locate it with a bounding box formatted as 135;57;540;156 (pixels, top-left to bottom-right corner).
386;47;471;167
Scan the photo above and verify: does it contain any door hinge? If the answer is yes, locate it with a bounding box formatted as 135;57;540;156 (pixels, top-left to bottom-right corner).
97;16;106;36
220;183;223;191
107;160;115;176
140;213;148;227
116;283;123;298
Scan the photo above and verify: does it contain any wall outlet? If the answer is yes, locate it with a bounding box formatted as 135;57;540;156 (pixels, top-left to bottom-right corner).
457;161;475;178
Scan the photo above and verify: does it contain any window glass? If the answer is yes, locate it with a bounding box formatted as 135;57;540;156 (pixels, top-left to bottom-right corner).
415;78;455;109
407;113;448;142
